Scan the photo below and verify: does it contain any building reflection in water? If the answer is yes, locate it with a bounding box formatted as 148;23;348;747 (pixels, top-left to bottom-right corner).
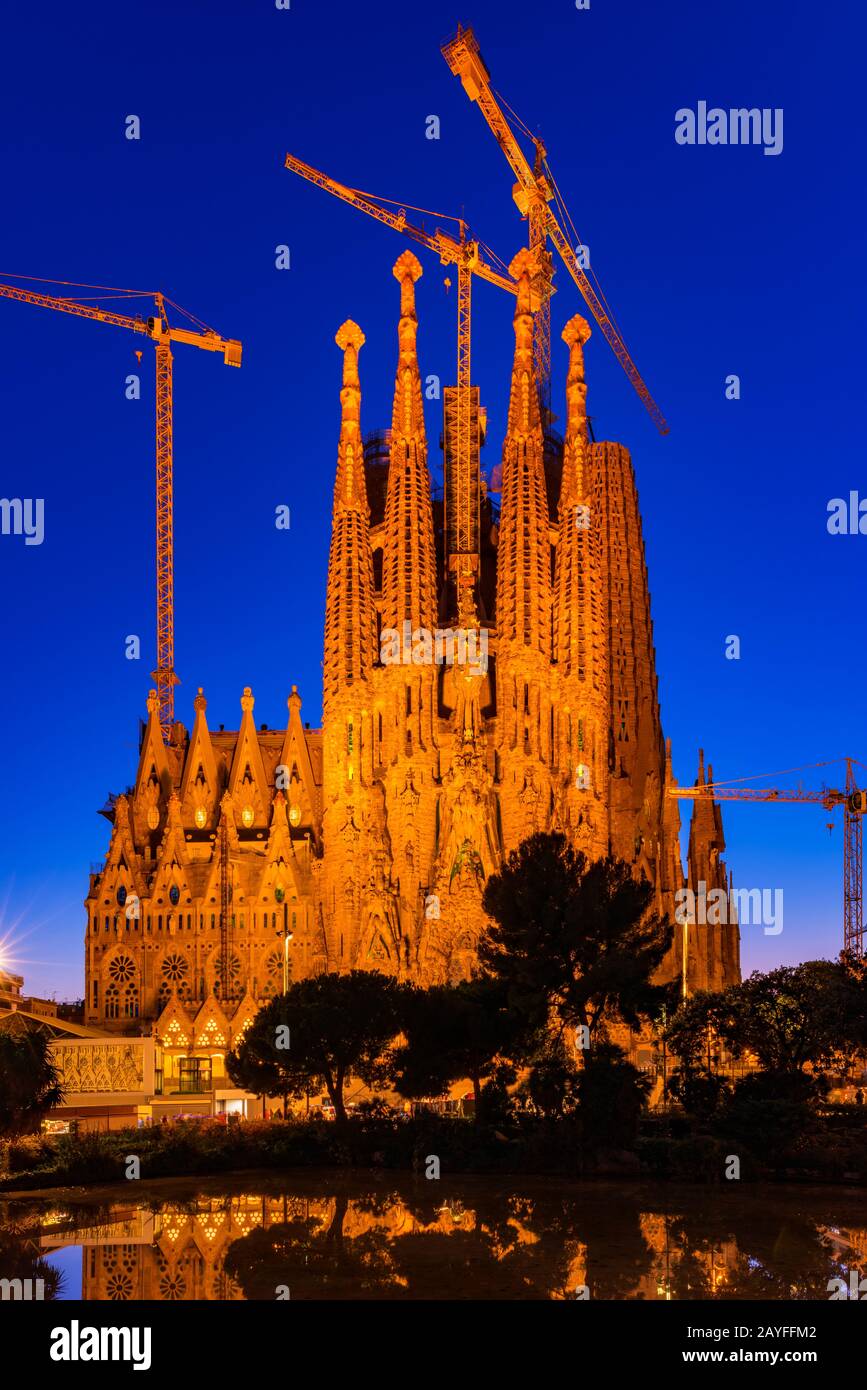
1;1182;864;1302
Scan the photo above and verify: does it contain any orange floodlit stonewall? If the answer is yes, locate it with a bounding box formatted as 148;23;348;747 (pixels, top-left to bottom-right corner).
84;254;739;1050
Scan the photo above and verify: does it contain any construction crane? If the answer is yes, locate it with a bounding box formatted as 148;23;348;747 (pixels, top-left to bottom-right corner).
285;150;519;618
670;758;866;959
442;24;668;434
0;274;242;742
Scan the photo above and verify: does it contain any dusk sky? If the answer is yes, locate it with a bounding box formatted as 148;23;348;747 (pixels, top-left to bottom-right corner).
0;0;863;998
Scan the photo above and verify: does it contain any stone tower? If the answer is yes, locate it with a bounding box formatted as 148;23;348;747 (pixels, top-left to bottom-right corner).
84;252;739;1054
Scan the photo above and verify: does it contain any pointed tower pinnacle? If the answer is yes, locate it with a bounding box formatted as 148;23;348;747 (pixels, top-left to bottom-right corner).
495;248;551;656
333;319;366;506
553;314;608;856
504;247;542;440
323;321;376;709
554;313;597;675
382;252;437;637
687;748;733;991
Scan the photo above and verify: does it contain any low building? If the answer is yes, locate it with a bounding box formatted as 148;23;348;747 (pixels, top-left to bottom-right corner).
0;967;58;1019
0;982;258;1130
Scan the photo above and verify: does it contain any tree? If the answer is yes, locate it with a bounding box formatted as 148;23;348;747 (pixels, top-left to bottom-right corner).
392;978;522;1121
576;1042;651;1152
479;833;673;1043
665;960;867;1080
0;1028;64;1138
524;1038;581;1119
225;970;406;1123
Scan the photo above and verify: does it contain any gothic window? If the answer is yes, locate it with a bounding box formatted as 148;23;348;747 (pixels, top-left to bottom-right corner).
123;986;139;1020
261;947;290;999
199;1018;227;1048
105;984;120;1020
108;955;136;986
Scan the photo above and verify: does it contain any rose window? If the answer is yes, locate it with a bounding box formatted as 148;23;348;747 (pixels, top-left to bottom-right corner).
159;1270;187;1300
162;953;189;984
108;955;136;985
105;1271;133;1300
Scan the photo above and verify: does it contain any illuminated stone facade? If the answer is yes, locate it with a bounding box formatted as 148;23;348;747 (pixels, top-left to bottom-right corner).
84;250;739;1042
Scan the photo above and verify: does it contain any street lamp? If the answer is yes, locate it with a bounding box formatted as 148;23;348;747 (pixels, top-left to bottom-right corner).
274;887;293;995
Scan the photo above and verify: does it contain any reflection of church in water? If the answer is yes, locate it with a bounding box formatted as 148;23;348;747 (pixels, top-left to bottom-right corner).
85;246;738;1044
38;1193;787;1302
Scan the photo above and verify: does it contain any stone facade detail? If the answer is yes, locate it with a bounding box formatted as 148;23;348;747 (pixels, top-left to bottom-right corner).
85;253;739;1035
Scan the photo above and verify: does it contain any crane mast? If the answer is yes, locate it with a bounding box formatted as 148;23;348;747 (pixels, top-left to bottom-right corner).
284;150;517;619
442;24;669;434
0;276;241;741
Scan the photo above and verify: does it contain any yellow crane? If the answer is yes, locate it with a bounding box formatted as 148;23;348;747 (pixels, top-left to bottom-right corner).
670;758;866;958
284;150;521;615
0;275;242;740
442;24;668;434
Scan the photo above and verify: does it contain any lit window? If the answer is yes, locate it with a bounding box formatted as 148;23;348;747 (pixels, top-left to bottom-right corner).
195;807;207;829
289;804;301;826
241;805;254;828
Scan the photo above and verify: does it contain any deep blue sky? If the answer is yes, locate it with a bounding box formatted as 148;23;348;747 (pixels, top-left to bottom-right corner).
0;0;863;998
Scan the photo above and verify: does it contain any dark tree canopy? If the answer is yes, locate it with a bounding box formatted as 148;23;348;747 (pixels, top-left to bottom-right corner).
226;970;408;1122
392;977;523;1118
479;832;673;1040
0;1027;64;1138
665;959;867;1078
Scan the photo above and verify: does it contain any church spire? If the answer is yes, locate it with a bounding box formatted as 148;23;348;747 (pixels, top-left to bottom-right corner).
323;320;376;710
687;748;736;991
554;313;596;675
495;247;551;657
553;314;608;857
382;251;437;637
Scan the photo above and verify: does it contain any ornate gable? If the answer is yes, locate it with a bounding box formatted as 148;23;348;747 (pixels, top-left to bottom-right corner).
155;996;195;1049
180;688;220;830
228;687;270;830
193;994;232;1050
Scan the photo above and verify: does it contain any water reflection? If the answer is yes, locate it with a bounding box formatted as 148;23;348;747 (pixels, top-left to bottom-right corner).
1;1175;865;1301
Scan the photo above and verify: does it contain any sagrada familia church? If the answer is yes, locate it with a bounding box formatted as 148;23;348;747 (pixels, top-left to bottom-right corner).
83;247;740;1050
